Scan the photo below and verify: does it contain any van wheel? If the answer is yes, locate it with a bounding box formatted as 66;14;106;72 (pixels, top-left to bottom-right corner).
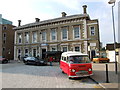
69;77;72;79
62;71;65;74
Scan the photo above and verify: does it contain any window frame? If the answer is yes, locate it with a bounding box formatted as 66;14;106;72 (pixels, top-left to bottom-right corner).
73;25;81;39
18;33;22;44
61;27;68;40
25;32;29;44
90;26;95;36
32;31;37;43
50;28;57;41
61;46;68;52
41;31;47;42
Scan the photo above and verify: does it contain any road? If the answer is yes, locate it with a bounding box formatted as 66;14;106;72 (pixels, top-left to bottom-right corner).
1;61;103;89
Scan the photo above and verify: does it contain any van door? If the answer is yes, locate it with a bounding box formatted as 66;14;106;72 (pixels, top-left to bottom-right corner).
63;57;69;74
60;56;69;74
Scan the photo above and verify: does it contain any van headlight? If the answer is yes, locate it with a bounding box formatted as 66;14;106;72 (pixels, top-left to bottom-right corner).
88;68;92;71
71;69;76;72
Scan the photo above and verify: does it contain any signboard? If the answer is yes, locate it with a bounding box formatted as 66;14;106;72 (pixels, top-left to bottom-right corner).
40;44;48;46
90;43;96;46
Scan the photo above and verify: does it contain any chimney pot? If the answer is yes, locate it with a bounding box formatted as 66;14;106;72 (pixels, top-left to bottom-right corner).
35;18;40;22
82;5;87;14
18;20;21;26
61;12;67;17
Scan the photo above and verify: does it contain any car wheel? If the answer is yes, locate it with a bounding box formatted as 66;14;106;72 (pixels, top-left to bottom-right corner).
36;63;40;66
25;61;28;65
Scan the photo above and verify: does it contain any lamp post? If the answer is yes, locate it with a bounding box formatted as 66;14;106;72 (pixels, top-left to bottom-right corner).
108;0;117;74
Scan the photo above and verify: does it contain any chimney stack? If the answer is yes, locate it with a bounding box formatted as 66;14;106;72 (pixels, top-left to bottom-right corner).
18;20;21;26
82;5;87;14
35;18;40;22
61;12;67;17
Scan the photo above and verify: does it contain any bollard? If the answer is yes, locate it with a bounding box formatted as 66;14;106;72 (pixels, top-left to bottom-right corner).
106;64;109;83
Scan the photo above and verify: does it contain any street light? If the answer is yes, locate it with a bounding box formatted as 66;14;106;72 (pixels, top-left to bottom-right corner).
108;0;117;74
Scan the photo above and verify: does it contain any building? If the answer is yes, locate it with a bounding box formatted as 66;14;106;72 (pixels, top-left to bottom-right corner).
0;14;15;59
14;5;100;60
106;43;120;62
118;1;120;43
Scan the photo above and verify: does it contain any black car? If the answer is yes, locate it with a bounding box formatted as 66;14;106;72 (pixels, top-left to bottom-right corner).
23;57;47;65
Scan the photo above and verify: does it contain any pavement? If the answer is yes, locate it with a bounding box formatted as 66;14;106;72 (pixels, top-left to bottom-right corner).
2;60;119;89
91;63;119;90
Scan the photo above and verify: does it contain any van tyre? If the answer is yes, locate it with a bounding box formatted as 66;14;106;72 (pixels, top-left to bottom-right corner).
62;71;65;74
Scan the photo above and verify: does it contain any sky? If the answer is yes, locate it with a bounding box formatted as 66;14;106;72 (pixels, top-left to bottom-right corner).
0;0;119;47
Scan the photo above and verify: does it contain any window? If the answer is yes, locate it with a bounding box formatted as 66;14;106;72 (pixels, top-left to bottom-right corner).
90;27;95;36
51;29;56;41
75;46;80;52
3;47;5;52
42;32;46;41
68;56;90;64
3;40;6;44
2;26;7;30
18;49;21;53
51;47;57;51
62;28;67;40
73;26;80;39
3;33;6;44
62;47;67;52
3;33;6;39
25;32;29;43
62;56;66;61
18;33;22;44
32;32;37;43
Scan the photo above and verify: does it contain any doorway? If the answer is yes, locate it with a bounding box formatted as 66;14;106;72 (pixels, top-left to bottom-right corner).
42;49;46;59
91;50;96;61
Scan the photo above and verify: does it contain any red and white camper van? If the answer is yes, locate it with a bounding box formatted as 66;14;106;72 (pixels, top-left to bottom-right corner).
60;52;93;78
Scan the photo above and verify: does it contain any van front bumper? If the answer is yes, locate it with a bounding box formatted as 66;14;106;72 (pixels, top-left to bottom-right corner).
69;74;93;78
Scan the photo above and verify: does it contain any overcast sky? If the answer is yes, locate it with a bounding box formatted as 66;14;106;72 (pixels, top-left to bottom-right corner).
0;0;119;47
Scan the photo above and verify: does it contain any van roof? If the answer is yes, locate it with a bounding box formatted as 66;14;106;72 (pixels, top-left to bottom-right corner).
61;51;88;57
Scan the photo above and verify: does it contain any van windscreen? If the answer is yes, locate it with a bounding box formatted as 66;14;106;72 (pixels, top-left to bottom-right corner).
68;56;90;64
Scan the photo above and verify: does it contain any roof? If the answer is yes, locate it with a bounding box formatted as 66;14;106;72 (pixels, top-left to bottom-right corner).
61;51;88;57
14;14;90;30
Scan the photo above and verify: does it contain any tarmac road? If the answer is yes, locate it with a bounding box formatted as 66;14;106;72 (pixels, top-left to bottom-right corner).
1;61;103;89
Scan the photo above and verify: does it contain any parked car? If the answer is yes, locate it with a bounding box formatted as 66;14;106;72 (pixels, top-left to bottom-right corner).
0;58;9;64
92;55;110;63
23;57;47;65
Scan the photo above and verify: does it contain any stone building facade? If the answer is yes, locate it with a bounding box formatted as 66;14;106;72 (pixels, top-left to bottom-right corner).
14;5;100;60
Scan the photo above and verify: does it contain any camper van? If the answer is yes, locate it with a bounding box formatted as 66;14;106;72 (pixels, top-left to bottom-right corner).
60;52;93;78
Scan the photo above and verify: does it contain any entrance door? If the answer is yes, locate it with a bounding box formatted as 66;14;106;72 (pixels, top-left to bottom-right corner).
42;49;46;59
91;50;95;61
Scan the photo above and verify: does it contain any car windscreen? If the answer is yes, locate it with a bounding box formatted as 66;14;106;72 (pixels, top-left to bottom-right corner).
68;55;90;64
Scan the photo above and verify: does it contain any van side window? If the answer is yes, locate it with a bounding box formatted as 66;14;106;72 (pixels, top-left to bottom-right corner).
66;57;68;62
64;57;66;61
62;57;64;60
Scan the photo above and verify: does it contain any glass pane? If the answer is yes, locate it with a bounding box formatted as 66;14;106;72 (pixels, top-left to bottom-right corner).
68;56;90;64
62;28;67;39
74;26;80;38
